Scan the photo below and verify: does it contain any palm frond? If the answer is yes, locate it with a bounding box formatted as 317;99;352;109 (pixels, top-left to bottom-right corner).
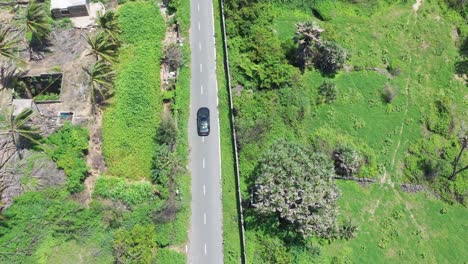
0;26;20;60
85;31;118;63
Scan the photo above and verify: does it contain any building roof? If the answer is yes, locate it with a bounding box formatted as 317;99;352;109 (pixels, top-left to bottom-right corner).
51;0;87;9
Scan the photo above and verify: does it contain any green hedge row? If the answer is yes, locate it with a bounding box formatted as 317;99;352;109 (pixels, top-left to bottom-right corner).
102;2;165;179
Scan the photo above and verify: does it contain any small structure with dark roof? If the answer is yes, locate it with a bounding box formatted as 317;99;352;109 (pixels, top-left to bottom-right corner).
50;0;90;19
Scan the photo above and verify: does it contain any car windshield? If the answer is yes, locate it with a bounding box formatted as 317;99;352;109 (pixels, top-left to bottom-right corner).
200;121;208;130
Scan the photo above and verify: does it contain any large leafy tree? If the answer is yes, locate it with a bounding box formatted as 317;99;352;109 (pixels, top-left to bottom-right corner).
252;140;340;238
85;31;118;63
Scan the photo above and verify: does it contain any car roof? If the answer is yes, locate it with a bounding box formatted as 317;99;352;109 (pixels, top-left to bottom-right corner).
198;107;209;116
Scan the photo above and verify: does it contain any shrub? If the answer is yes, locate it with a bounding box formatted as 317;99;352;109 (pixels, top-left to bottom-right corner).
113;224;156;264
163;43;184;71
151;145;179;198
381;84;397;103
340;219;358;240
94;176;158;205
425;98;453;137
333;147;364;177
318;81;338;104
45;123;89;193
404;134;467;204
313;41;347;75
155;112;177;149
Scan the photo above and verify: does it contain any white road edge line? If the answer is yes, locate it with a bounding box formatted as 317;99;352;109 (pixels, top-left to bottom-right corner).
204;244;207;256
185;245;188;253
202;158;205;168
204;213;206;225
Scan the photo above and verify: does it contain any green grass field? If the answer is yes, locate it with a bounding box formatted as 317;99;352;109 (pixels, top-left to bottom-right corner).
229;0;467;262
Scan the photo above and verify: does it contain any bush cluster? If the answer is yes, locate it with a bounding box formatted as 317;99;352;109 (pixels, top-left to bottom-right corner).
45;123;89;193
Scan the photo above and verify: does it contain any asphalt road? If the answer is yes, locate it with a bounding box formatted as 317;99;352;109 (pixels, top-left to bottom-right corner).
188;0;224;263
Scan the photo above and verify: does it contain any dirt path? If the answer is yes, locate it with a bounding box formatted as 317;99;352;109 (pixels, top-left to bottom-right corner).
412;0;423;12
82;110;106;206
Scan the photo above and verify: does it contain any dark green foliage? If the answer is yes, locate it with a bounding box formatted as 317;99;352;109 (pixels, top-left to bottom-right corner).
339;219;358;240
0;25;19;60
445;0;467;18
85;31;118;63
225;0;298;89
253;140;340;238
45;123;89;193
25;0;50;43
333;147;364;177
313;41;347;76
257;234;293;264
156;112;178;150
151;144;179;198
425;98;453;137
318;81;337;104
382;84;397;103
97;10;121;44
113;224;156;264
404;134;467;204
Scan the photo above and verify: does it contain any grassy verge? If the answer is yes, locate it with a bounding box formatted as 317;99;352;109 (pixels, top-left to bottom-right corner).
102;2;165;180
322;181;468;263
214;0;243;262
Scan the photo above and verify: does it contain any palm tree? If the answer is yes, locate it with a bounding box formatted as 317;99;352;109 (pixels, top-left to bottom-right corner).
0;109;40;161
83;61;115;112
0;25;20;86
97;10;121;44
85;31;118;63
25;0;50;60
0;25;19;60
294;21;324;69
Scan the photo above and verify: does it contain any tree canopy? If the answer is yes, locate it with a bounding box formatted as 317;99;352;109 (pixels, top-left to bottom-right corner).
253;140;340;238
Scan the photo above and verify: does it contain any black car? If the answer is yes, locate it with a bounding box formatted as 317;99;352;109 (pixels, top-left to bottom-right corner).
197;107;210;136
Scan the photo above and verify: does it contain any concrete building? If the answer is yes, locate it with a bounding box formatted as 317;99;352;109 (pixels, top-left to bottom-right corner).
50;0;90;19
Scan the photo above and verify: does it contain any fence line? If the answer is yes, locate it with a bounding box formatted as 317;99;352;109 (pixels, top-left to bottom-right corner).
218;0;247;263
